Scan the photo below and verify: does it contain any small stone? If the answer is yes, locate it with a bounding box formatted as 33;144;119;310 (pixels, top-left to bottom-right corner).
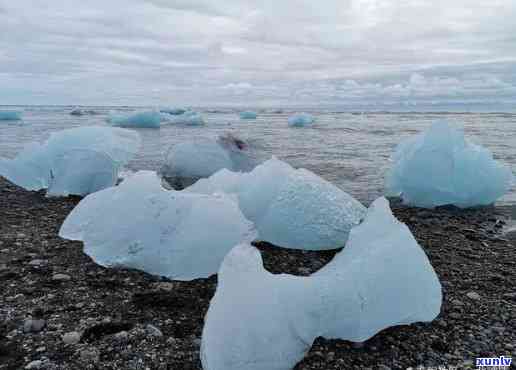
466;292;481;300
52;273;71;281
25;360;43;369
23;319;46;333
114;330;129;342
452;299;464;306
28;259;48;266
449;312;461;319
297;267;311;275
378;365;391;370
145;324;163;338
80;348;100;363
63;331;81;345
36;346;46;353
153;282;175;291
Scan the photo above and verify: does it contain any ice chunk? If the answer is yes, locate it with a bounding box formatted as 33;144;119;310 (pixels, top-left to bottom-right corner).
186;157;366;250
201;198;442;370
59;171;256;280
0;126;140;195
161;110;205;126
160;107;187;115
47;149;117;197
107;111;162;128
0;111;22;121
288;113;314;127
239;111;257;119
160;133;262;189
386;121;514;208
70;108;98;116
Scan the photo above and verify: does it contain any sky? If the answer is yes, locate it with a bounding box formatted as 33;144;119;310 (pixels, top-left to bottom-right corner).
1;0;516;109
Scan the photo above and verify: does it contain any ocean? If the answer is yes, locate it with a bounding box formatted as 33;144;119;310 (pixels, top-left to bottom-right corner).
1;106;515;206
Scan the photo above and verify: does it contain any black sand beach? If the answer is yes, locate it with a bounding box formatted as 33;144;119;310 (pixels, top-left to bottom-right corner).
0;177;514;370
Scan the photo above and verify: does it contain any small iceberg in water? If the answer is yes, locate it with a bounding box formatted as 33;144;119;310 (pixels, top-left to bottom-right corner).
160;107;187;115
239;111;257;120
160;133;262;189
0;126;141;196
386;121;514;208
161;110;205;126
201;197;442;370
0;111;22;121
186;157;366;250
288;113;314;127
107;111;162;128
59;171;256;280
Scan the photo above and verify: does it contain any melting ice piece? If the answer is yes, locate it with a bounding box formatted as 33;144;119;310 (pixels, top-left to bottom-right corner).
160;107;187;115
386;121;514;208
70;108;98;116
186;157;366;250
239;111;257;119
47;149;117;197
161;110;205;126
0;111;22;121
0;126;140;194
59;171;256;280
288;113;314;127
160;133;262;189
107;111;162;128
201;197;442;370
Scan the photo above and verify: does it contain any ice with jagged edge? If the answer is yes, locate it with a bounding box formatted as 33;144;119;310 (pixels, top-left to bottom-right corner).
107;111;162;128
0;111;22;121
160;133;262;189
288;113;315;127
0;126;141;195
386;121;514;208
160;107;187;115
186;157;366;250
239;111;257;119
59;171;256;280
201;197;442;370
161;110;205;126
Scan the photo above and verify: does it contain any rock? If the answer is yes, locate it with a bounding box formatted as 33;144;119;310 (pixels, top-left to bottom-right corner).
63;331;81;345
466;292;481;300
23;318;46;333
114;330;129;342
28;259;48;266
80;348;100;363
502;292;516;301
145;324;163;338
25;360;43;369
449;313;461;319
52;273;71;281
378;366;391;370
152;282;175;291
451;299;464;306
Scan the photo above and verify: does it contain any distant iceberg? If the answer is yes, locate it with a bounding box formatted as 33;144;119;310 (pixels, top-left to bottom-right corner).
70;108;98;116
161;133;262;189
107;111;162;128
160;107;187;115
386;121;514;208
161;110;205;126
201;198;442;370
288;113;314;127
186;157;366;250
0;111;22;121
239;111;257;120
59;171;256;280
0;126;140;196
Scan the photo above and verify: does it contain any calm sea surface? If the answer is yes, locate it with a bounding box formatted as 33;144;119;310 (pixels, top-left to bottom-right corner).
1;106;515;206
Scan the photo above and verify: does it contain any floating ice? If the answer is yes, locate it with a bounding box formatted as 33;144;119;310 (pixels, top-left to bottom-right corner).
161;110;205;126
186;157;366;250
386;121;514;208
0;126;140;195
70;108;98;116
0;111;22;121
239;111;257;119
59;171;256;280
161;107;187;115
108;111;162;128
161;133;262;189
201;197;442;370
288;113;314;127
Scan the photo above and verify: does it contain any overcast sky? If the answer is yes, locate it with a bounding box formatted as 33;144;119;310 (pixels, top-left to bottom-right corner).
1;0;515;108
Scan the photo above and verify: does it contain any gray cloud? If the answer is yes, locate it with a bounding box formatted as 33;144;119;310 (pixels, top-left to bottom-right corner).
0;0;515;108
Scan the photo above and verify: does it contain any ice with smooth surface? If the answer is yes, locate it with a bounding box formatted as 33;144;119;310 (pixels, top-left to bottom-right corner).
186;157;366;250
288;113;314;127
201;197;442;370
161;110;205;126
0;126;141;195
386;121;514;208
161;134;261;189
0;111;22;121
239;111;257;119
59;171;256;280
161;108;187;115
108;111;162;128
